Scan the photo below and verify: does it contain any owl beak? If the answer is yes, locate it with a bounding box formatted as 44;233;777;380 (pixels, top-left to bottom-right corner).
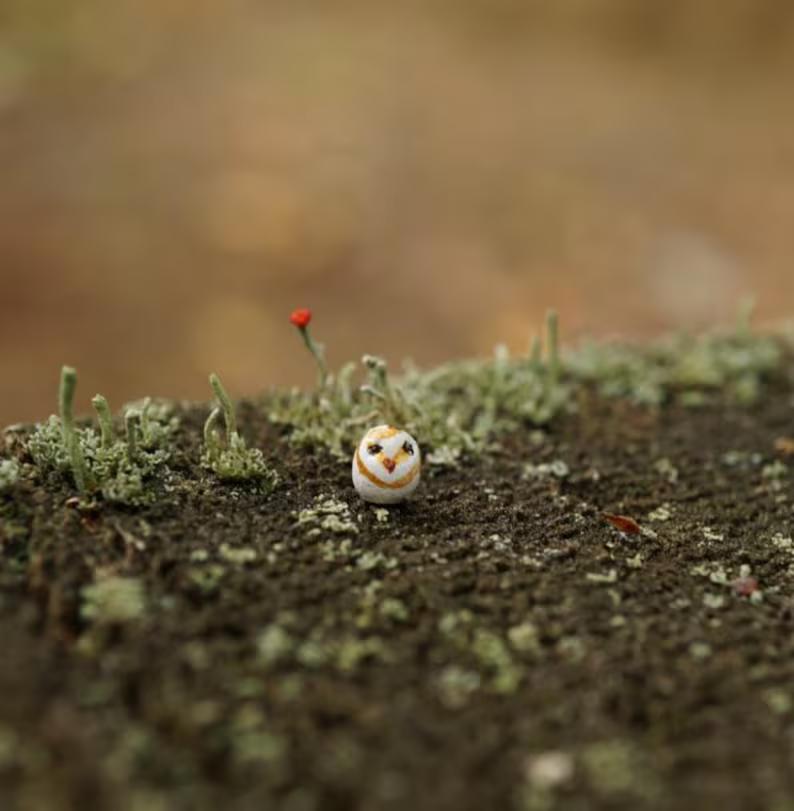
382;458;396;474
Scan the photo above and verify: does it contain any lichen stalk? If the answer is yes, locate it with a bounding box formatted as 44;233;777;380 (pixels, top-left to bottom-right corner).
209;373;237;441
92;394;114;449
125;410;141;463
59;366;90;493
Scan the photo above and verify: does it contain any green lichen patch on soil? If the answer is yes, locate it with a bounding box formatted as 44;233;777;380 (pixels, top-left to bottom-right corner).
271;322;784;465
1;333;794;810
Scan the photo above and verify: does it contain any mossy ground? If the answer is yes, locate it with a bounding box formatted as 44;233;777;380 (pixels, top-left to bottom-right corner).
2;339;794;811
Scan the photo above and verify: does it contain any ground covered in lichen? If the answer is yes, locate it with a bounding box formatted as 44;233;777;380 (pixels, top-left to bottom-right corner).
2;340;794;811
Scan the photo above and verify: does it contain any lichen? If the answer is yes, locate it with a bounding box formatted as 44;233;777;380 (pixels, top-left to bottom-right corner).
0;459;20;492
24;369;170;506
124;397;180;451
507;621;540;655
26;414;71;473
271;311;570;465
257;624;294;667
271;314;784;466
296;495;358;537
81;577;146;624
568;326;780;408
581;740;646;796
522;460;570;480
436;666;481;709
219;544;257;565
202;373;279;487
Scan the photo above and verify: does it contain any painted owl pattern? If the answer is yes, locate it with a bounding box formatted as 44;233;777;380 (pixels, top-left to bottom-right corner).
352;425;421;505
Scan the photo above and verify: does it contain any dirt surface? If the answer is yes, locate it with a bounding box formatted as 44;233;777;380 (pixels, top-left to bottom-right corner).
2;375;794;811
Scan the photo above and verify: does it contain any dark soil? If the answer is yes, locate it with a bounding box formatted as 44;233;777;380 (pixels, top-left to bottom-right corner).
2;378;794;811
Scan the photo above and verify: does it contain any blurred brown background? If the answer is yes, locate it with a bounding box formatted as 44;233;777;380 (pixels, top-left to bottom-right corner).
2;0;794;426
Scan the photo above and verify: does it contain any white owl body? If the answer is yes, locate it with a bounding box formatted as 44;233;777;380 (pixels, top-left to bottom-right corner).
352;425;421;505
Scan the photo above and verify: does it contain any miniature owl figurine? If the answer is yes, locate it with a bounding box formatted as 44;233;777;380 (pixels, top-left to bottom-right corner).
352;425;421;505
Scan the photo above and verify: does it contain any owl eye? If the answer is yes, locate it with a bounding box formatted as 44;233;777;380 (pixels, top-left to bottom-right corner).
402;441;414;456
367;443;382;456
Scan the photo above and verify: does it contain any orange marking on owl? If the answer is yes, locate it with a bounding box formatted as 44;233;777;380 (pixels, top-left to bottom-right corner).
369;426;400;441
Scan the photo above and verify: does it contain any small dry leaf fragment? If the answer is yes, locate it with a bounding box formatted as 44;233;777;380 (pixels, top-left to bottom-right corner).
602;513;641;535
774;437;794;456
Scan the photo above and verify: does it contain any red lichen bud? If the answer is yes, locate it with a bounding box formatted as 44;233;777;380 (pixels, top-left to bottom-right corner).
290;308;312;329
732;576;759;597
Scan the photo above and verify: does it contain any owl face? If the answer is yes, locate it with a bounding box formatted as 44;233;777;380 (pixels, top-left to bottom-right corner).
352;425;421;505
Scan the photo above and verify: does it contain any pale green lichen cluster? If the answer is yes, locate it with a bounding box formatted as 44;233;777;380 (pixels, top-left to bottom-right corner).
568;327;780;407
202;373;279;487
26;367;173;505
273;311;784;465
436;610;527;703
272;311;569;464
11;311;789;503
296;495;359;537
0;459;20;493
23;366;278;503
255;616;390;676
81;576;146;624
519;740;656;810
